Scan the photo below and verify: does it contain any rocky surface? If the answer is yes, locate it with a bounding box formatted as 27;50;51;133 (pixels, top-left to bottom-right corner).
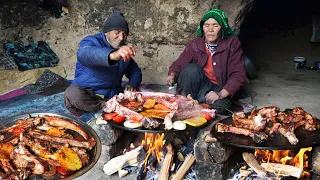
0;0;252;93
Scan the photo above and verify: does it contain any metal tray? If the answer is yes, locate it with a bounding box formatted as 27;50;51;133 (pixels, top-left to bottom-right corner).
211;115;320;150
0;112;102;180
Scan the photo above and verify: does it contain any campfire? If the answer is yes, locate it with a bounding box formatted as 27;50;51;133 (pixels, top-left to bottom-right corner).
103;132;196;179
236;147;313;179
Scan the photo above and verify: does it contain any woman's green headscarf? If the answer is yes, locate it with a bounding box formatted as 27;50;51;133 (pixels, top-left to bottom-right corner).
197;9;236;38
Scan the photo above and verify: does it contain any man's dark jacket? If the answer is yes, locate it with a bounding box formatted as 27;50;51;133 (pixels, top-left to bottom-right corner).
168;36;247;97
73;32;142;99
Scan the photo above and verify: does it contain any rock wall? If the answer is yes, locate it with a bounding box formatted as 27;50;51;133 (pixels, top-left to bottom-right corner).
0;0;252;89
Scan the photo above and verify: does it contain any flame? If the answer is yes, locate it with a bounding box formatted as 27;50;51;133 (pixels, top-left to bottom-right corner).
255;147;312;179
141;133;165;165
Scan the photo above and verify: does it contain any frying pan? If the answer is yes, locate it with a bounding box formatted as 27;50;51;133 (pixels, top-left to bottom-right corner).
211;111;320;150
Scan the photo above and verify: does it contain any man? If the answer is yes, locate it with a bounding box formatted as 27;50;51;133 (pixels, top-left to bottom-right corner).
64;10;142;118
165;9;247;114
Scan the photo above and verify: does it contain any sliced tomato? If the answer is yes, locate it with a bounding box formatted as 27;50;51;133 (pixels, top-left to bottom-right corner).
200;112;212;120
103;113;118;120
12;127;25;136
113;115;126;123
57;166;70;176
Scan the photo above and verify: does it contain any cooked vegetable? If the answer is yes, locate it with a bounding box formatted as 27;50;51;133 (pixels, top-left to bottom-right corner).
52;146;82;171
113;115;126;123
103;113;118;120
57;166;70;176
200;112;212;120
173;121;187;130
123;121;142;128
183;117;207;127
143;99;156;109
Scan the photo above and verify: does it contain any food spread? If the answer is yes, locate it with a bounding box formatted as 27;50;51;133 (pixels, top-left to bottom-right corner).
0;114;96;179
103;91;216;130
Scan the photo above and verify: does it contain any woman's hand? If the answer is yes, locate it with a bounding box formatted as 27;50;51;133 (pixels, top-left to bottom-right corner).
165;73;177;86
205;91;220;104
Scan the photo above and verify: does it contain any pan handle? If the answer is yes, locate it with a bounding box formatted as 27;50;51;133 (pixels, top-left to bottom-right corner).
224;108;234;116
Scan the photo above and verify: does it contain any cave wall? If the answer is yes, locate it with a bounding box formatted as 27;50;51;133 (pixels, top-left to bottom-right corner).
0;0;252;91
239;0;320;72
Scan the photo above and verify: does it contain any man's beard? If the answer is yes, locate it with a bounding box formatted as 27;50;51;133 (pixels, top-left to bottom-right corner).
108;38;124;49
110;41;122;48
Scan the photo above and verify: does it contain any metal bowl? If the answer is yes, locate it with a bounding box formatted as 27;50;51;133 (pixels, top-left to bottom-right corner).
1;112;101;180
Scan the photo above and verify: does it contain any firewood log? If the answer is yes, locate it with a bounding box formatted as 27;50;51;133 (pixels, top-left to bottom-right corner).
158;144;174;180
261;163;303;178
103;146;145;175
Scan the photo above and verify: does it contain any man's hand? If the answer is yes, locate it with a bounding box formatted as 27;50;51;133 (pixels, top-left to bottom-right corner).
165;73;177;86
205;91;220;104
125;84;137;92
109;44;136;62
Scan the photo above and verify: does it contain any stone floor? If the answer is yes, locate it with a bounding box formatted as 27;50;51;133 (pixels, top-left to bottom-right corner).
246;66;320;118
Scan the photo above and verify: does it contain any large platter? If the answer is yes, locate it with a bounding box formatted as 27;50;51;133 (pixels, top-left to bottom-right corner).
211;114;320;150
0;112;102;180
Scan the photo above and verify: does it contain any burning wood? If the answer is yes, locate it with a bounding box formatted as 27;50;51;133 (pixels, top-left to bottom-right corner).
261;163;303;178
158;143;174;180
103;146;145;175
242;152;267;178
172;154;195;180
251;147;312;179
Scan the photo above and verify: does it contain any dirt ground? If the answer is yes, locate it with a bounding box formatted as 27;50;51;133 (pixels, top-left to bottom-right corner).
247;65;320;119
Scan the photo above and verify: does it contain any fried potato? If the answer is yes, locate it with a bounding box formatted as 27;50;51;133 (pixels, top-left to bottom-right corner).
52;146;82;171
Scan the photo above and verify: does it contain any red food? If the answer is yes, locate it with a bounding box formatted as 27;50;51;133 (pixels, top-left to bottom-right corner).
74;136;84;141
12;127;25;136
113;116;126;123
103;113;118;120
200;103;211;109
200;112;212;120
57;166;70;176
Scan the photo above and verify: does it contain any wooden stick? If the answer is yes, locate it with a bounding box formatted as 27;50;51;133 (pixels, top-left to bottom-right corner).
103;146;145;175
172;154;195;180
261;163;303;178
158;144;174;180
242;152;266;178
